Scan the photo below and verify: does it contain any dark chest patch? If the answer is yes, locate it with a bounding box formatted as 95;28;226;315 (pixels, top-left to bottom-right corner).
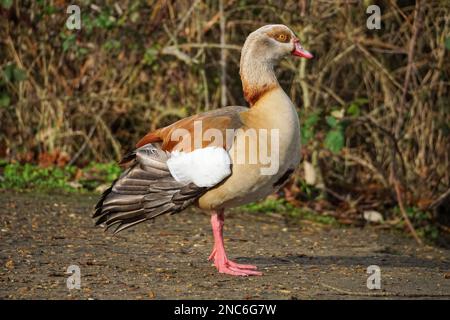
273;168;294;188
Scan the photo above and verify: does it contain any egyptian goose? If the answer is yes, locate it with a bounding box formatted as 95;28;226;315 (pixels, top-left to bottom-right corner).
93;24;313;276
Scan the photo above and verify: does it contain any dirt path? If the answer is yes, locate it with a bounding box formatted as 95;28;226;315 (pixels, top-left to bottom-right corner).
0;190;449;299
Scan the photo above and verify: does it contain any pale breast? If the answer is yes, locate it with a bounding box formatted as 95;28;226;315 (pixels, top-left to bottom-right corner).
198;88;301;210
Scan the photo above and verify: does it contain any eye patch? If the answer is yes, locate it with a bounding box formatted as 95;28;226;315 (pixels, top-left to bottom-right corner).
267;30;291;43
276;33;290;43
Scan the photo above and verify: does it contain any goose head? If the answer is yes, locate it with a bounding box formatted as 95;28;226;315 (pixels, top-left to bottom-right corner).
241;24;313;63
239;24;313;105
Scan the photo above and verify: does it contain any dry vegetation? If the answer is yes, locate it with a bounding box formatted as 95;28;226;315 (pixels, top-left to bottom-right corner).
0;1;449;242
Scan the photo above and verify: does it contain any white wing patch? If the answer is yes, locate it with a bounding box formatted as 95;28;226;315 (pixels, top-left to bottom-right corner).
167;147;231;187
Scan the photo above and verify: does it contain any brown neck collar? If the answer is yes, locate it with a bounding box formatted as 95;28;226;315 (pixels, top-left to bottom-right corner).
242;80;278;106
240;61;279;106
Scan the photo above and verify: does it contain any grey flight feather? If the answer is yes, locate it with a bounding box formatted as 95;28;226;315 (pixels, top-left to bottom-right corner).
93;143;208;234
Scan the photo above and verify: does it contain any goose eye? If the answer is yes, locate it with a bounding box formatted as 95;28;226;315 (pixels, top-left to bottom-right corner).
277;34;288;42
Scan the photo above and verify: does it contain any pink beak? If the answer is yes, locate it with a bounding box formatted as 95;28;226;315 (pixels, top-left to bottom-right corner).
292;39;313;59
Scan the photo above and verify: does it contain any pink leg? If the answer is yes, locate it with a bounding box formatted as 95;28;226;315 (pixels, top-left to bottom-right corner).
208;209;262;276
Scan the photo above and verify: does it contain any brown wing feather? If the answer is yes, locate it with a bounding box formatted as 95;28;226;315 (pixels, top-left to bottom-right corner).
136;106;248;151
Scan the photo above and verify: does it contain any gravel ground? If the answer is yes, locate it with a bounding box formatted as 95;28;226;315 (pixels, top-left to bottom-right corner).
0;190;449;299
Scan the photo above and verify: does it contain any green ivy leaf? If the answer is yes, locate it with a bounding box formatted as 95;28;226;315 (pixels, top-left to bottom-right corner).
301;112;320;144
325;115;338;128
95;11;116;29
301;126;314;144
0;93;11;108
324;129;344;153
347;103;360;117
304;112;320;127
2;64;26;83
13;67;27;82
3;64;14;82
